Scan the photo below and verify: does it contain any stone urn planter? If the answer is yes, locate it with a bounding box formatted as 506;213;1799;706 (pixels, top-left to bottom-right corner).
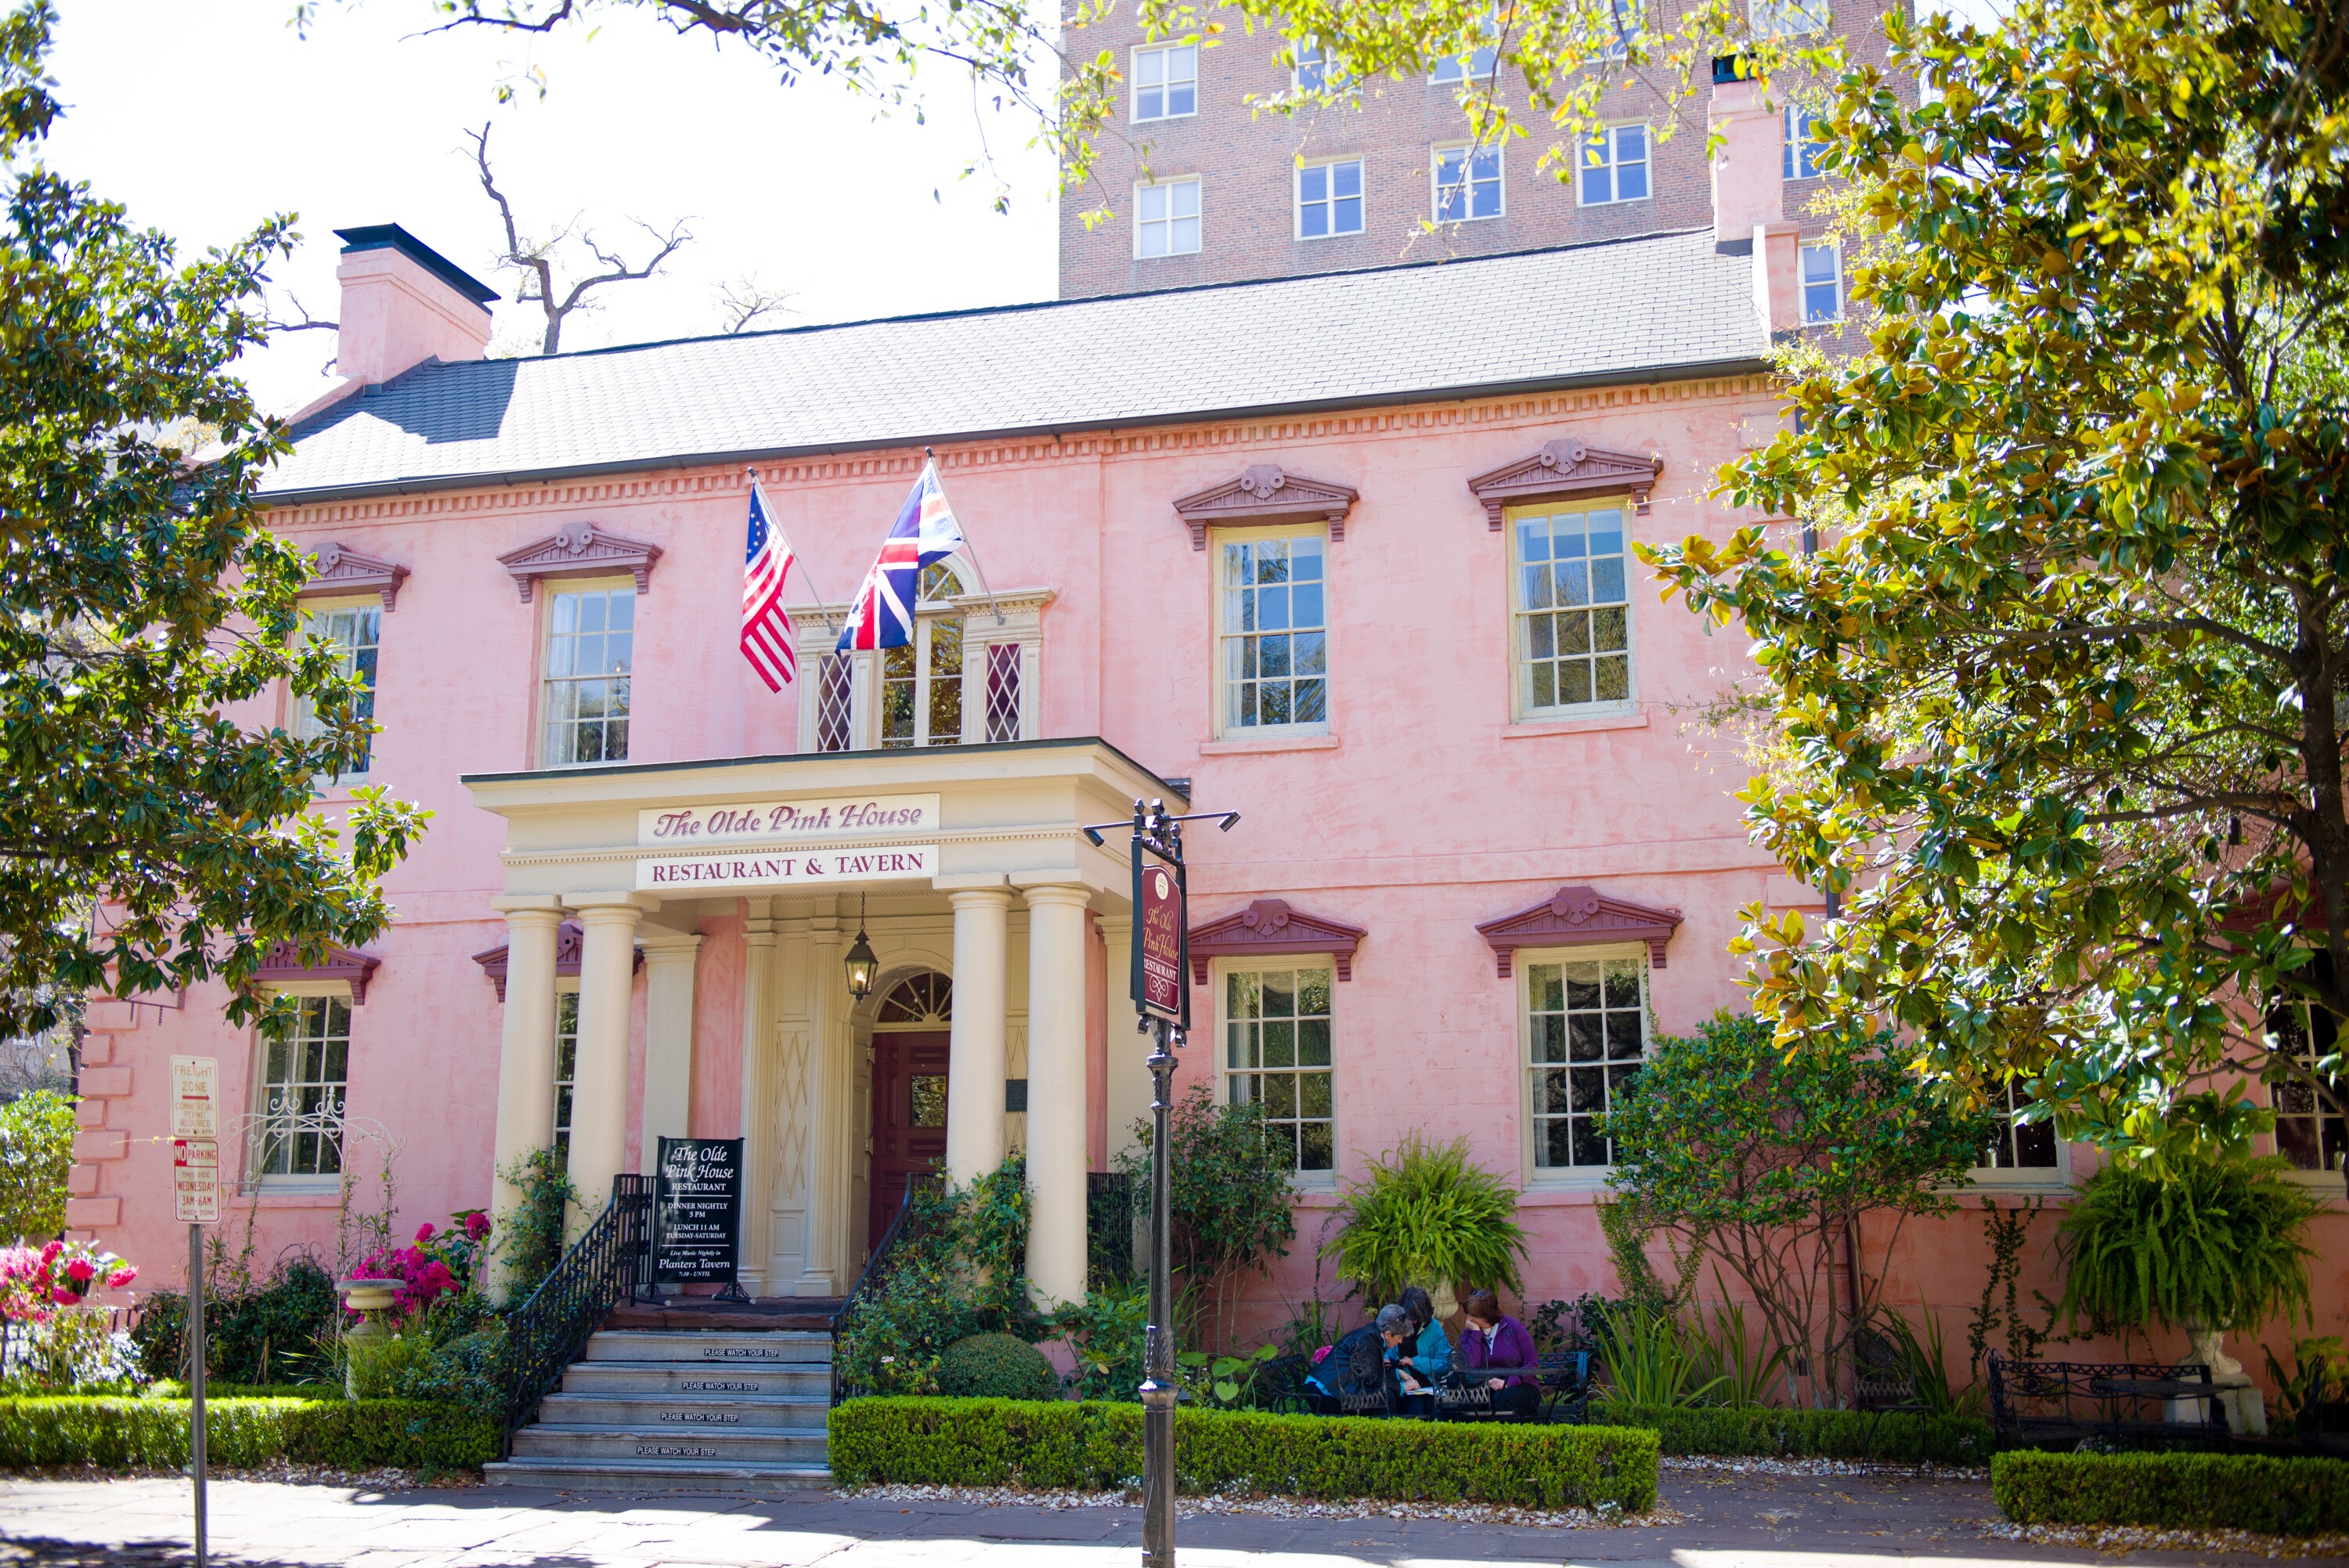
336;1278;403;1343
2176;1321;2268;1436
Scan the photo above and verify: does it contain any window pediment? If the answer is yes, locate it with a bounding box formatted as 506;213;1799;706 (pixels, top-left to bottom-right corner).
251;939;383;1004
500;521;664;603
1476;884;1682;976
301;542;410;611
1173;465;1359;550
1189;898;1366;982
472;919;640;1000
1467;440;1663;530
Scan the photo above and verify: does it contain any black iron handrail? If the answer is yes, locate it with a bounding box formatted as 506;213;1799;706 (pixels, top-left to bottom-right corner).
500;1173;653;1453
829;1178;936;1405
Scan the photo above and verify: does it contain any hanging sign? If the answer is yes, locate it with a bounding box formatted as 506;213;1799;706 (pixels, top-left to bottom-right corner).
169;1055;219;1139
173;1139;220;1224
1131;842;1189;1029
654;1137;742;1285
637;843;937;892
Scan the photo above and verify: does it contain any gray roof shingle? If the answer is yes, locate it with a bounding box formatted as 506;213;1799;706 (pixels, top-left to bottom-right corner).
263;229;1764;502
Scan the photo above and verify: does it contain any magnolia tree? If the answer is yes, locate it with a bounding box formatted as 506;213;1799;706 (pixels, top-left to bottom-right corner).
1639;0;2349;1185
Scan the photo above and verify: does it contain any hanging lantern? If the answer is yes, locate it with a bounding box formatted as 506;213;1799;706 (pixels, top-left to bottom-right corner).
844;892;879;1000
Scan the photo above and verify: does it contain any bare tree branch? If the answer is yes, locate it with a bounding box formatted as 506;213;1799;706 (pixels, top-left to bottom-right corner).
716;274;796;334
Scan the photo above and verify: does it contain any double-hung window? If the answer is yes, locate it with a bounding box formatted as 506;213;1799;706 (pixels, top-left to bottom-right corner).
1225;964;1334;1174
257;996;350;1181
1291;36;1340;91
881;562;969;748
1526;953;1647;1172
1749;0;1830;36
1429;31;1498;83
1512;502;1631;716
1801;243;1842;323
1133;43;1196;121
2267;981;2347;1174
1977;1081;2059;1172
1138;178;1203;258
1434;143;1503;222
796;558;1034;752
543;583;633;766
1297;158;1365;238
1218;531;1328;733
1578;124;1648;205
1784;105;1826;178
292;601;381;782
553;989;579;1166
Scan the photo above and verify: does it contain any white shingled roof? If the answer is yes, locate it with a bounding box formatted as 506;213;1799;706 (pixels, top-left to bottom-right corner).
262;229;1765;502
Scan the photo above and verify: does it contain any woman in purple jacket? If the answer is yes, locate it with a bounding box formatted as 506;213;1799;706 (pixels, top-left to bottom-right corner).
1456;1289;1541;1420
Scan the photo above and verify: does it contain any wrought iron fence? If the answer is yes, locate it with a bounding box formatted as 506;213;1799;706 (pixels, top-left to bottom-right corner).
499;1173;652;1451
1086;1170;1137;1286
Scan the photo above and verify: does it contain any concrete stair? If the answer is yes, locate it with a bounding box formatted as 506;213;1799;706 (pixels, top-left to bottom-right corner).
485;1328;834;1493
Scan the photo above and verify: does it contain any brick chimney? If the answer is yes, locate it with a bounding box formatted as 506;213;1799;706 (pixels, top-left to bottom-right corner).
1708;59;1802;334
330;224;499;386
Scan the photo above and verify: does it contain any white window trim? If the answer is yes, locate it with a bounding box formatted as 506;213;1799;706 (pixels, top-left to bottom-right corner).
1130;41;1198;123
1506;501;1638;723
1213;954;1340;1191
1211;522;1332;741
536;573;637;770
1430;140;1506;224
292;593;382;788
1294;156;1367;241
1784;103;1825;180
244;986;356;1195
1801;241;1845;324
1290;36;1338;92
1575;122;1651;207
1749;0;1831;38
1519;942;1650;1189
792;579;1054;754
1132;176;1204;260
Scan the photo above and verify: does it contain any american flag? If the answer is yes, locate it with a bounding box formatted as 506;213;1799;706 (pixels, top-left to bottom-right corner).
838;461;965;652
741;481;798;690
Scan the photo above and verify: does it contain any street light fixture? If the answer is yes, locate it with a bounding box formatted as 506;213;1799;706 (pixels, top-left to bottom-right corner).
843;892;879;1000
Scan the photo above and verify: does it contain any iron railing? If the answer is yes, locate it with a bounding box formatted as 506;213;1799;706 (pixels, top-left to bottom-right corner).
829;1179;938;1405
500;1173;653;1451
1987;1353;2221;1444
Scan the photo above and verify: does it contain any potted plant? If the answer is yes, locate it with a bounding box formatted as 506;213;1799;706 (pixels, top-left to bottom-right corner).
1321;1134;1527;1320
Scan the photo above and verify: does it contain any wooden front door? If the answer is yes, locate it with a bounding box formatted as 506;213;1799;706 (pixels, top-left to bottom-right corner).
868;1029;950;1246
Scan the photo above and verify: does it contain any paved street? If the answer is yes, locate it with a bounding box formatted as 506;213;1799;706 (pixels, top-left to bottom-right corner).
0;1470;2338;1568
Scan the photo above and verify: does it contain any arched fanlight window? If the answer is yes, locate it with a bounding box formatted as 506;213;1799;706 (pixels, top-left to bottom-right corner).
875;971;954;1026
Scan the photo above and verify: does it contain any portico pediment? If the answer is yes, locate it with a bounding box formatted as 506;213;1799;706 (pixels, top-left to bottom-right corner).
1467;439;1663;529
499;520;664;601
1475;884;1683;976
1172;465;1359;550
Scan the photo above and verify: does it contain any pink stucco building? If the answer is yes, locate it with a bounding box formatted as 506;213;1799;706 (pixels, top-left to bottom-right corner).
67;68;2344;1469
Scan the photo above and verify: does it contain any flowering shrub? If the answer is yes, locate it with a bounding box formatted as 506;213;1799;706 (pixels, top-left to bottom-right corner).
352;1213;492;1326
0;1241;135;1322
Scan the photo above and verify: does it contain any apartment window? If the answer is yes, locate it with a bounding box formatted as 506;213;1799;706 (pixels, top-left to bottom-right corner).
553;989;579;1166
1292;36;1341;91
1802;243;1842;323
1527;953;1646;1170
1434;143;1503;222
292;601;381;781
1749;0;1830;35
1133;42;1196;121
881;561;966;749
1225;965;1334;1173
814;654;853;753
1297;158;1365;238
1219;531;1327;732
1578;124;1648;205
543;584;633;766
1784;104;1826;179
1978;1081;2059;1170
257;996;349;1180
1138;178;1202;258
2268;982;2347;1174
1429;35;1498;82
1513;502;1631;715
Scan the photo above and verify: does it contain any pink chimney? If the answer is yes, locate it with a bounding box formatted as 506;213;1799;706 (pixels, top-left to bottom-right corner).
1707;59;1802;335
330;224;499;387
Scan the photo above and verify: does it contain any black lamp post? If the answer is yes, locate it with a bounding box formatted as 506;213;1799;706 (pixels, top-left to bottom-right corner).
1084;795;1239;1568
844;892;879;1000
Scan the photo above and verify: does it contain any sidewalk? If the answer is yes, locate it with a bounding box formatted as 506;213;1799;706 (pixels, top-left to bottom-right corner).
0;1469;2336;1567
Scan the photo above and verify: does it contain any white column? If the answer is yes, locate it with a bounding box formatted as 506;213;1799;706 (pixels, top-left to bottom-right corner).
737;899;778;1296
488;896;564;1303
940;878;1012;1187
568;895;648;1224
637;933;702;1174
1098;914;1149;1163
796;899;848;1296
1022;881;1092;1308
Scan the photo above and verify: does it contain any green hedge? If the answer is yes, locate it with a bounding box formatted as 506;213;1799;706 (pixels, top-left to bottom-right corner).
1993;1451;2349;1535
0;1397;499;1472
1589;1404;1994;1465
829;1397;1658;1510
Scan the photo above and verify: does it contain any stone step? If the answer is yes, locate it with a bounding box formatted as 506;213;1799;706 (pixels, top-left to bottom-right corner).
583;1330;829;1365
510;1424;829;1467
484;1457;832;1494
558;1361;830;1399
537;1392;826;1430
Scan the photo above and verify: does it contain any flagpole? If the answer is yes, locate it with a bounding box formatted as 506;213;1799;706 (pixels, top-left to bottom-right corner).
747;466;841;634
926;447;1007;627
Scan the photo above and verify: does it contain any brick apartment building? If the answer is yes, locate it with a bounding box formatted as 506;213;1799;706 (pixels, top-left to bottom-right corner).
1058;0;1901;300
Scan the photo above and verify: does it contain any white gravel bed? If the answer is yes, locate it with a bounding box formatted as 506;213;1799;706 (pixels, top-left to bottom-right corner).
1981;1519;2349;1560
840;1480;1682;1529
1660;1454;1990;1482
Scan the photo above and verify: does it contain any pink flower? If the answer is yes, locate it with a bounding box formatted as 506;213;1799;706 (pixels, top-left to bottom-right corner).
63;1259;94;1285
47;1287;74;1306
464;1213;491;1242
414;1222;435;1243
38;1241;61;1268
106;1267;136;1289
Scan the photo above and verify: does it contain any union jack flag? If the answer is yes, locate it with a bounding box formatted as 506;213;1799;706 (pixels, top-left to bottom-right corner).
838;461;965;653
741;481;799;690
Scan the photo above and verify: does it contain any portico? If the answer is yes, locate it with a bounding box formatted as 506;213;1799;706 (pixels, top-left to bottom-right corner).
463;737;1171;1307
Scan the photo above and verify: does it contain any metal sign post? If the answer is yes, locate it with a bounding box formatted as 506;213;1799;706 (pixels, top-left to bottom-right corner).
1085;798;1238;1568
170;1056;219;1568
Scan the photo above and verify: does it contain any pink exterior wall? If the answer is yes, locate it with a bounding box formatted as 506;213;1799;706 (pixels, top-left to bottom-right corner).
69;375;2349;1386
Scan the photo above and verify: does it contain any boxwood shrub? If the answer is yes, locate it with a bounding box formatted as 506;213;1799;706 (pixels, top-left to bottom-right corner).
1993;1451;2349;1535
1588;1403;1994;1465
0;1397;499;1472
829;1396;1659;1510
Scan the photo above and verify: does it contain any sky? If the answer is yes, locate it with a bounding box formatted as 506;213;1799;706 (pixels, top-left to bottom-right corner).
43;0;1061;414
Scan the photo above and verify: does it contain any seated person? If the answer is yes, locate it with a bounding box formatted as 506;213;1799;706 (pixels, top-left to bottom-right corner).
1378;1303;1436;1418
1397;1285;1452;1386
1305;1321;1390;1413
1456;1289;1541;1420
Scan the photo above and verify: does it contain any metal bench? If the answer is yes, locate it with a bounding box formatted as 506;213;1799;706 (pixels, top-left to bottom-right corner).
1434;1351;1592;1423
1987;1354;2224;1444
